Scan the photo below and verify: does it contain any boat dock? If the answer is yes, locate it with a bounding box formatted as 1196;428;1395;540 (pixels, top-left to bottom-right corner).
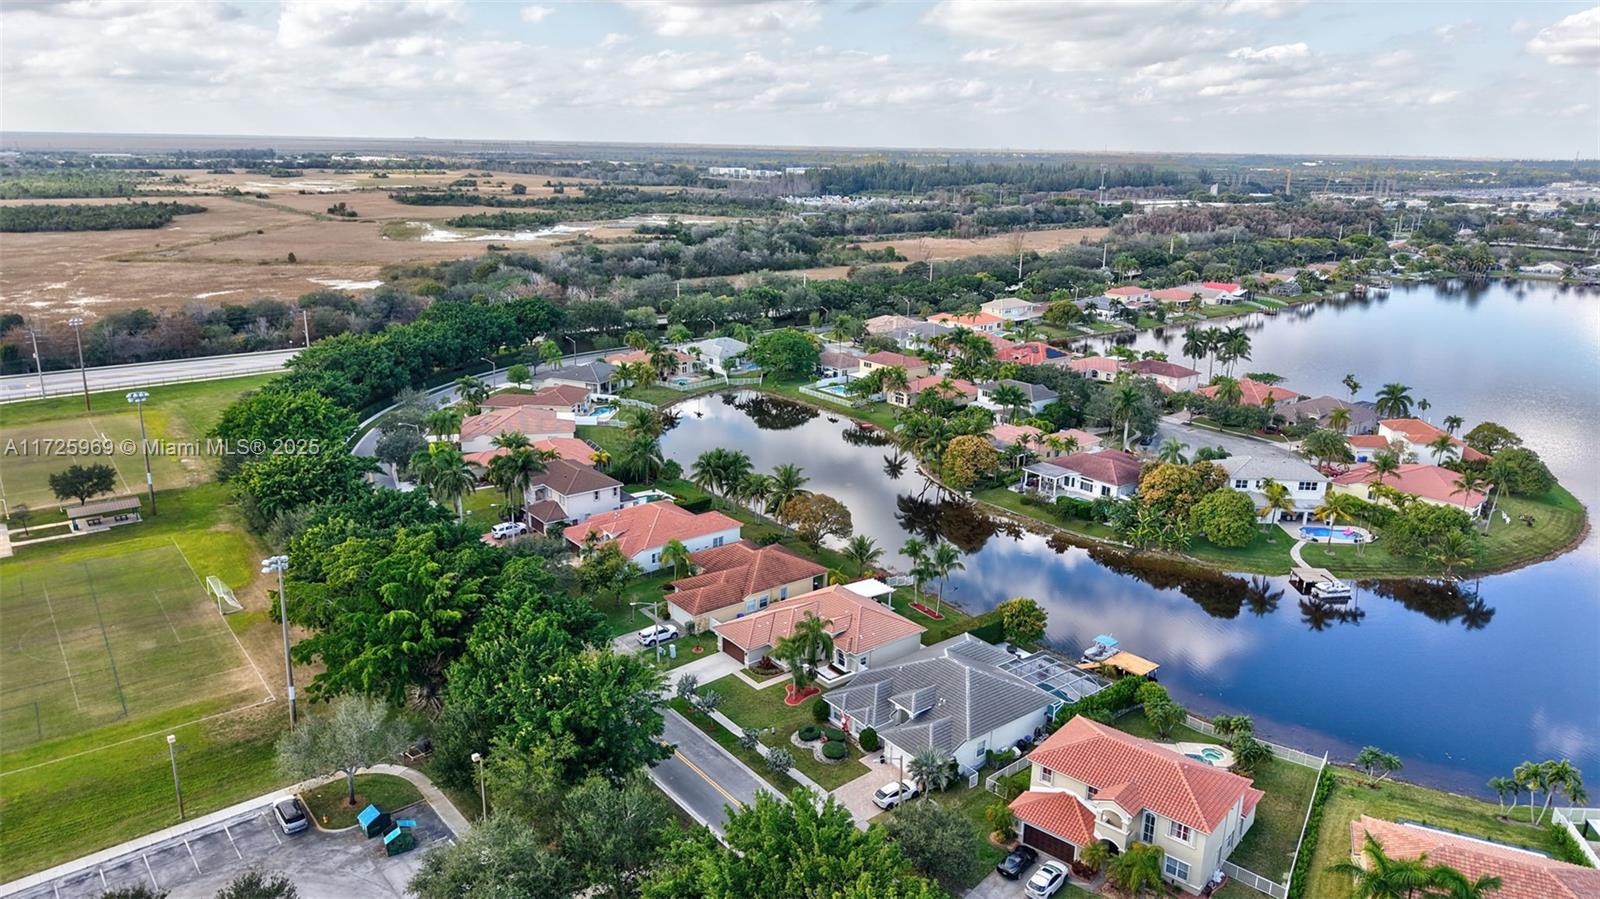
1290;566;1352;601
1077;650;1160;679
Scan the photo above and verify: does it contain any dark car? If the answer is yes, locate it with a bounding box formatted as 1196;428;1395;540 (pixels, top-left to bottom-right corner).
273;797;309;834
995;844;1038;879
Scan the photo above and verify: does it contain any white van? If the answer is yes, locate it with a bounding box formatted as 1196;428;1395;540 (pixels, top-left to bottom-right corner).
490;522;529;540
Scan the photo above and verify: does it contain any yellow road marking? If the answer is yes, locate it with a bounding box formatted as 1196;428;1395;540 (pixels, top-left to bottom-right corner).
674;749;743;809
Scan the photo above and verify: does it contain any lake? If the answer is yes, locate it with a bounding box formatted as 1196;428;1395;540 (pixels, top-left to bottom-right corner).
659;279;1600;795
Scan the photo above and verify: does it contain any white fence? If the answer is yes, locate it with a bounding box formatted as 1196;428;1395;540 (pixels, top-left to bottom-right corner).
1221;862;1288;899
1184;715;1325;769
1552;807;1600;867
984;755;1033;795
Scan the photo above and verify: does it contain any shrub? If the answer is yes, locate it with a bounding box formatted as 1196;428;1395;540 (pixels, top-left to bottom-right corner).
858;727;881;752
798;725;821;742
824;727;847;744
1286;766;1338;898
738;727;761;752
811;697;830;723
822;741;848;761
766;748;794;775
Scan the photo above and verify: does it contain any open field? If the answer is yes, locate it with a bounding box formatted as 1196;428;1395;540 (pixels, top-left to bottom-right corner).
0;543;272;748
763;225;1111;283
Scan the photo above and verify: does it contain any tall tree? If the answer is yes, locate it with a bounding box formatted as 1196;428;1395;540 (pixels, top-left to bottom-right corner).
410;813;577;899
929;541;965;615
564;773;674;899
275;695;417;806
1374;383;1414;418
883;799;983;891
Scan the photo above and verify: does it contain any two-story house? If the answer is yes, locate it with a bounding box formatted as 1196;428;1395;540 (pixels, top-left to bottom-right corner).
522;459;625;529
1377;419;1486;463
458;406;575;454
1016;449;1143;501
887;374;978;408
1125;359;1200;393
858;350;932;380
1217;455;1328;523
1010;717;1264;894
976;379;1058;415
664;541;828;632
980;297;1044;322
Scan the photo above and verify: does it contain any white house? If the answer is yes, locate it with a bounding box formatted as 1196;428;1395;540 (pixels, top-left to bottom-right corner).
562;501;741;572
1009;716;1263;894
976;379;1058;414
1377;419;1486;463
1016;450;1143;501
683;337;750;375
522;459;625;529
980;297;1044;322
711;584;925;685
1217;454;1328;523
1518;262;1566;276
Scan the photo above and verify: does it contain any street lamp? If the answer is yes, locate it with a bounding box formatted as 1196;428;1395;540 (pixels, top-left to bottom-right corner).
470;751;486;819
562;335;578;361
67;317;90;410
26;328;45;399
294;307;311;347
261;555;297;728
167;734;185;820
125;391;156;515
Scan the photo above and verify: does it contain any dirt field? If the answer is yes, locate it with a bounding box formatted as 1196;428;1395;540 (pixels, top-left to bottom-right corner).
856;226;1109;260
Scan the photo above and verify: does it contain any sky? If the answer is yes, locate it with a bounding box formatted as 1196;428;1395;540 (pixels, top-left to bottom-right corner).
2;0;1597;159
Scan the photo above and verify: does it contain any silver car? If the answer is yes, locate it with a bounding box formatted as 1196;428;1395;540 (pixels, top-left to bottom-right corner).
273;797;309;834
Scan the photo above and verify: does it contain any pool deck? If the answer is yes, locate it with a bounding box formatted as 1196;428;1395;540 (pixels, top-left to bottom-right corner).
1279;521;1374;544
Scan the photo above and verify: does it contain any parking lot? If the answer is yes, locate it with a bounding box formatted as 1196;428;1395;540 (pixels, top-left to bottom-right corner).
6;800;454;899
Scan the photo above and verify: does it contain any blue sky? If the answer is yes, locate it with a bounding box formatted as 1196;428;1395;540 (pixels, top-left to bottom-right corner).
3;1;1596;158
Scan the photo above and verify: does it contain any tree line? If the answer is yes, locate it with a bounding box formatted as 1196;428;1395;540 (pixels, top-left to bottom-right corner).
0;201;205;232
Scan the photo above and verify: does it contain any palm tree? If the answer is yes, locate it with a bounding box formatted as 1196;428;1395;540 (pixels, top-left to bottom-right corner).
1110;381;1144;451
988;382;1030;423
1374;382;1414;418
1220;327;1251;376
1486;776;1518;815
614;431;663;483
901;538;929;592
1312;494;1363;548
423;407;464;442
907;748;954;797
929;541;964;615
618;405;666;439
1181;328;1206;372
1431;868;1504;899
1417;397;1431;421
1427;433;1456;463
490;430;530;450
1370;450;1401;485
1107;842;1167;897
766;463;811;517
454;375;490;415
411;446;475;522
1536;759;1582;824
843;535;883;574
1343;373;1361;401
738;472;773;516
1443;415;1464;435
878;365;911;396
487;447;544;523
1327;834;1439;899
1327;406;1352;434
777;612;835;685
1157;437;1189;464
1211;375;1243;407
1452;472;1487;520
1431;530;1476;579
1303;428;1354;469
1514;761;1547;823
661;538;692;578
1259;481;1295;526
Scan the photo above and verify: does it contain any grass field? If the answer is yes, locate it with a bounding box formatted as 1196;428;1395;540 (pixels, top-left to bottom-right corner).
0;543;272;749
301;773;423;830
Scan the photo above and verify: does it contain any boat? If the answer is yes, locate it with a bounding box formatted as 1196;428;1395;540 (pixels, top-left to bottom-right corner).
1311;578;1353;601
1081;634;1120;663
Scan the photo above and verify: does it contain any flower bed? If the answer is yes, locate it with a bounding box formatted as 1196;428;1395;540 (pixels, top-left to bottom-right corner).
909;602;946;620
784;683;821;706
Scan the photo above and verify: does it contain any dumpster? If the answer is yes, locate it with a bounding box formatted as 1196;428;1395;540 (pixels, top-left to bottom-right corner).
384;825;416;856
357;804;391;838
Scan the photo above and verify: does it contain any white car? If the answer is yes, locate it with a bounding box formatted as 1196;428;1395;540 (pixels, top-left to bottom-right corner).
490;521;528;540
871;780;920;809
1025;860;1070;899
636;624;680;647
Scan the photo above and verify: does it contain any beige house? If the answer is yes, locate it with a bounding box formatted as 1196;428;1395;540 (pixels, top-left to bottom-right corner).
857;350;932;380
664;541;828;632
1010;717;1263;894
712;583;925;684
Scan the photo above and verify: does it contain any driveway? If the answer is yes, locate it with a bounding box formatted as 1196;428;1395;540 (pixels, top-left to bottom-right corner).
3;801;454;899
831;752;904;826
651;709;774;838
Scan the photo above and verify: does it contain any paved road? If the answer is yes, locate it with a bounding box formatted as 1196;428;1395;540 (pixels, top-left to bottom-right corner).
1155;414;1301;460
651;709;773;838
0;349;299;403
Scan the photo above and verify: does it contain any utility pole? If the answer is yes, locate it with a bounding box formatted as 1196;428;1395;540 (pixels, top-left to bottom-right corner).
261;555;296;728
295;308;311;347
68;317;90;410
126;391;156;515
167;734;184;820
27;328;45;399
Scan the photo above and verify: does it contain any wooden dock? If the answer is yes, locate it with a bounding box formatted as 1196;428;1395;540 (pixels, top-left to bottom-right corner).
1078;650;1160;679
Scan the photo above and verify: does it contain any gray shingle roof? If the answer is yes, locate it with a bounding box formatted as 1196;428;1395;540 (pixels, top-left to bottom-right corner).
544;361;615;383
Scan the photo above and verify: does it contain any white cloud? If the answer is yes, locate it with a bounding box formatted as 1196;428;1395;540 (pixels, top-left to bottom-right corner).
519;4;552;24
1229;43;1310;62
1526;6;1600;66
1432;21;1479;44
277;0;464;49
599;32;631;49
614;0;822;38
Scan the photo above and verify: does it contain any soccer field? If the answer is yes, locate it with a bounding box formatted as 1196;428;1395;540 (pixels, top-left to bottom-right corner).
0;543;272;752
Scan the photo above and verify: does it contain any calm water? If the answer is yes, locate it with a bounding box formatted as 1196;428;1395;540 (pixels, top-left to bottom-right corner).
661;280;1600;795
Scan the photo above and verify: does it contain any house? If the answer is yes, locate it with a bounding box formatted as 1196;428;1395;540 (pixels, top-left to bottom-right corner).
66;496;143;533
977;379;1058;415
928;311;1005;333
459;406;575;453
712;583;926;684
483;384;593;415
887;374;978;408
883;321;953;350
1306;262;1339;280
1009;716;1263;893
989;423;1044;467
1267;273;1304;297
683;336;750;375
465;436;597;471
521;459;626;529
1348;816;1600;899
1053;428;1103;454
1217;454;1328;523
1080;295;1121;320
1016;449;1143;501
539;361;616;394
1067;356;1123;382
1279;396;1377;434
1195;378;1300;408
818;349;863;378
1346;434;1393;463
562;501;742;571
864;314;923;336
664;541;828;632
1200;281;1246;303
1150;287;1200;306
1377;418;1486;463
605;348;693;378
1126;359;1200;393
1103;285;1153;307
998;341;1070;367
1332;463;1487;515
981;297;1044;322
858;350;932;380
825;635;1057;775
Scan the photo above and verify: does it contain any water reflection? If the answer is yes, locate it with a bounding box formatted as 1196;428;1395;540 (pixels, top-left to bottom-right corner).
725;392;816;430
1364;579;1496;630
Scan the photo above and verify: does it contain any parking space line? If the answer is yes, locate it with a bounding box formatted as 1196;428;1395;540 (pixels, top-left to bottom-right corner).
184;837;202;874
53;882;61;899
142;853;158;890
99;868;107;889
222;825;244;859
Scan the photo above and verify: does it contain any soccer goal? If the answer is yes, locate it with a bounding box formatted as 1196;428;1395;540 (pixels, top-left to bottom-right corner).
207;575;244;614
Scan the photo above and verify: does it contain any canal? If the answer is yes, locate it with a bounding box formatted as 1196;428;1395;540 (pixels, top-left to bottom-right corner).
659;279;1600;795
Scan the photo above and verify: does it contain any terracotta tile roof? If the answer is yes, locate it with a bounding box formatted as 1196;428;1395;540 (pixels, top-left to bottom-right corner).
1054;429;1102;449
484;384;590;409
861;350;925;369
1127;359;1199;379
989;423;1044;446
1202;281;1242;292
534;437;601;465
712;584;925;653
906;374;978;397
1010;790;1098;845
1027;717;1263;833
1150;287;1199;302
562;501;740;559
1333;463;1487;508
668;541;827;616
606;348;692;367
1347;434;1390;449
998;341;1067;365
1105;285;1150;297
1068;356;1123;374
819;350;862;369
1046;449;1144;486
929;311;1004;326
1380;419;1487;461
527;458;621;496
1350;817;1600;899
1196;378;1300;407
971;330;1018;350
460;406;575;442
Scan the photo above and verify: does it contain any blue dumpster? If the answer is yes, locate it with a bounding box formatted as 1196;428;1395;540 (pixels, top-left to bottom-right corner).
357;804;390;838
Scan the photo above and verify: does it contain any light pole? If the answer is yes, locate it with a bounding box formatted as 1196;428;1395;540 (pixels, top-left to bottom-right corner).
167;734;185;820
125;391;156;515
562;335;578;362
295;307;311;347
261;555;297;728
470;751;486;819
26;328;45;399
68;317;90;410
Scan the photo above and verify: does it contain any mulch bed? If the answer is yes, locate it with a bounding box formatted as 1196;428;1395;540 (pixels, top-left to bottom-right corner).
784;684;821;706
909;602;945;620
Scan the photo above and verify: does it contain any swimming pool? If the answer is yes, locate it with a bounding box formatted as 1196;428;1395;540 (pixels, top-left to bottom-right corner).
1186;748;1227;765
1297;524;1373;544
816;383;853;397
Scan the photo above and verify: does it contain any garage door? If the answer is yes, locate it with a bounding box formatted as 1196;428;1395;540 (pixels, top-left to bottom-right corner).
1021;823;1077;863
721;639;745;663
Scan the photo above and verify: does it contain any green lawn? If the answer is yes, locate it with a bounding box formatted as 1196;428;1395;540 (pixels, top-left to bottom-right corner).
461;485;509;530
1184;526;1296;575
974;486;1121;541
701;675;868;791
756;378;901;432
1301;769;1564;899
301;772;424;829
666;697;789;794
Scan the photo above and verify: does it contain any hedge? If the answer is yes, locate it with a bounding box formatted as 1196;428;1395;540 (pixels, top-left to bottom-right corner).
1549;821;1595;867
823;727;847;744
798;725;821;742
822;741;848;760
1051;676;1145;731
1286;765;1339;898
858;727;881;752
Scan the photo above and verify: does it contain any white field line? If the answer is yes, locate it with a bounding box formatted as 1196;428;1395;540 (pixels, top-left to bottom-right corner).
169;538;275;704
0;696;274;777
41;585;83;711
